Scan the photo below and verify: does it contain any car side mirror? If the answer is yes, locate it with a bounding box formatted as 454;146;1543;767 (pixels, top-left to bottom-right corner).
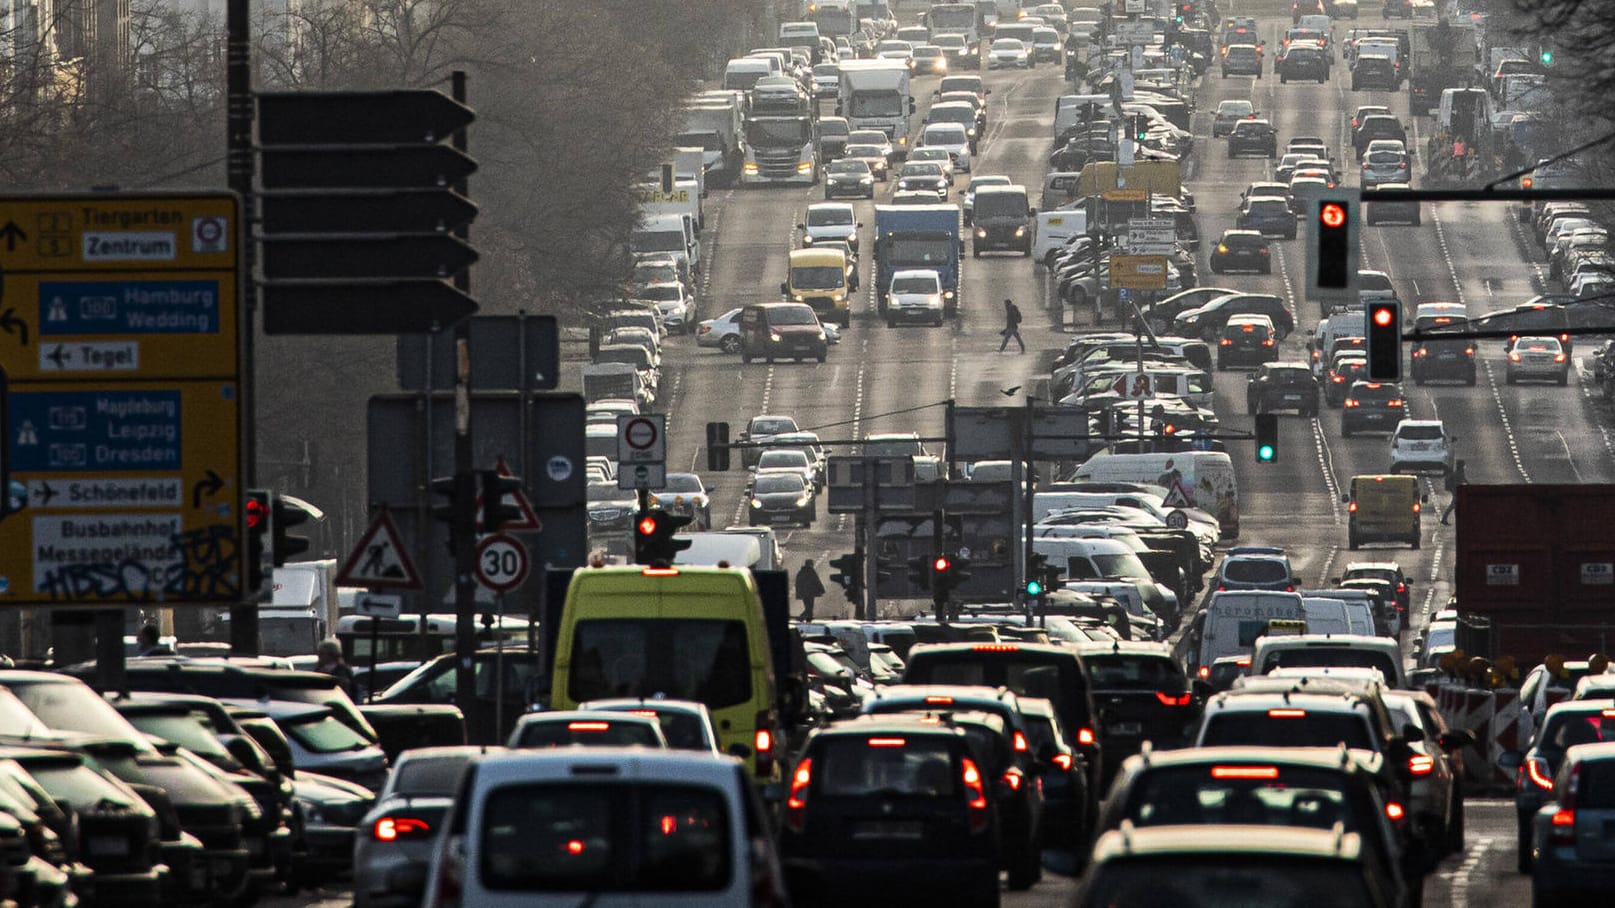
1029;207;1038;216
727;742;753;759
779;282;790;294
1291;576;1303;586
796;223;806;230
1421;493;1430;503
220;733;270;776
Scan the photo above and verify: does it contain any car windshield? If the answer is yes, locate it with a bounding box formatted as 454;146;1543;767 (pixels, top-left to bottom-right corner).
1084;655;1184;691
1200;711;1374;749
1225;560;1289;583
892;275;939;294
566;619;753;708
123;711;235;763
755;473;806;494
663;474;703;493
1541;711;1615;752
23;761;142;810
902;162;944;177
974;192;1027;219
750;418;796;435
594;707;711;751
769;307;819;326
792;266;844;290
992;39;1024;50
807;207;853;227
1091;552;1152;579
588;484;629;503
1261;648;1399;680
1397;425;1444;441
283;711;372;754
637;285;682;302
478;782;731;892
828;160;869;175
814;63;838;76
758;451;809;469
816;736;959;796
9;680;151;749
1218;102;1254;116
0;689;52;738
845;145;885;158
1122;765;1362;831
512;719;662;749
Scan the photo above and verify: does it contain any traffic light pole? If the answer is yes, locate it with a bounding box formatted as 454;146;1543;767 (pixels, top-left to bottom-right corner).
861;457;880;621
227;0;258;655
449;72;480;729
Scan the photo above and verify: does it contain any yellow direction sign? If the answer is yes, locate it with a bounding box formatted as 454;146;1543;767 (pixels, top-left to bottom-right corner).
1109;254;1169;290
0;193;245;607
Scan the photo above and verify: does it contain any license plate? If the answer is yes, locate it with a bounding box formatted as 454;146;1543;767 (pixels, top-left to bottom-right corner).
1283;394;1301;401
772;514;793;523
88;836;130;857
852;820;923;840
1109;721;1142;736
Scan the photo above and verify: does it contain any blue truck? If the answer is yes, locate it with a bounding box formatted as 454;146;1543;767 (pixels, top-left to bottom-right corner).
873;204;962;318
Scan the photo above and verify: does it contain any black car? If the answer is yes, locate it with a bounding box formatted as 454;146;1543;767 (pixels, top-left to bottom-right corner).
1341;380;1406;435
1236;196;1297;238
1016;699;1090;852
1247;362;1320;415
1174;290;1293;337
1279;45;1330;83
779;715;1002;907
0;759;86;908
1227;119;1277;158
1411;334;1477;385
1353;114;1407;157
1217;316;1280;370
1351;55;1398;91
1074;642;1200;789
1208;230;1272;275
823;159;876;199
748;470;816;527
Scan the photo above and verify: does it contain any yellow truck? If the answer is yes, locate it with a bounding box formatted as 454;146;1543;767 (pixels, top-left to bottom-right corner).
782;246;856;326
1344;474;1426;549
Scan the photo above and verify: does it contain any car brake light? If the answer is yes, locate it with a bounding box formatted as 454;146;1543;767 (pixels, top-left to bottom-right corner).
1220;338;1233;346
1344;399;1359;407
963;757;990;832
1556;353;1567;362
1052;753;1073;771
1528;755;1556;790
1412;502;1421;512
1013;730;1029;752
785;759;812;831
926;696;955;704
373;816;431;842
1348;501;1358;512
1262;338;1275;346
972;644;1019;652
1211;765;1279;779
1157;691;1192;706
1408;754;1435;776
629;709;658;717
1396;584;1405;592
567;722;610;731
1551;807;1577;843
1509;352;1521;362
641;566;680;576
1077;726;1096;746
1268;709;1307;717
1002;768;1023;791
1385;801;1405;821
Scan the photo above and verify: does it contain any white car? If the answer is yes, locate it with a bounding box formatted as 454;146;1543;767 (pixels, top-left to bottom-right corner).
988;38;1031;69
1388;419;1454;475
634;281;695;334
907;147;956;183
799;202;861;252
918;122;973;173
885;268;946;327
696;306;743;352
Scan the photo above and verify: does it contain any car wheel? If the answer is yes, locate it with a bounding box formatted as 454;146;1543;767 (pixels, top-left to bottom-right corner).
1348;531;1359;550
721;335;741;354
1281;76;1288;84
1506;372;1516;385
1412;215;1422;226
973;245;982;258
1558;372;1569;386
1262;263;1272;274
1466;372;1477;387
1342;423;1354;437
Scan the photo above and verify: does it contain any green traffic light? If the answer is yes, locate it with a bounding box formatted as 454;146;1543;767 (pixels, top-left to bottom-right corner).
1257;444;1276;462
1026;580;1043;596
1539;49;1554;66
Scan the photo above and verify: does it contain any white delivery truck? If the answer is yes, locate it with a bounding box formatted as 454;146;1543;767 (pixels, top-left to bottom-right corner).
1175;590;1305;678
837;59;915;158
1072;450;1239;538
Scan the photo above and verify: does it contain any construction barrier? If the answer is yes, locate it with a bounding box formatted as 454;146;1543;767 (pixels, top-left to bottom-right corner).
1428;681;1566;792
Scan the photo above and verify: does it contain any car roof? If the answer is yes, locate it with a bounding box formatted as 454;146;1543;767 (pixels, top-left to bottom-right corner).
471;747;744;784
1090;823;1363;863
1206;688;1375;713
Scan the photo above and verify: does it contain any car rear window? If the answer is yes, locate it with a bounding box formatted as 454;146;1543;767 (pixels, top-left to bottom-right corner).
906;654;1082;725
1084;654;1184;691
393;755;474;796
1085;855;1372;906
479;782;731;892
1576;760;1615;807
1542;713;1615;752
1123;765;1361;830
1200;711;1374;749
512;719;662;749
1261;648;1397;681
1223;560;1289;584
817;736;960;797
1397;425;1444;440
568;619;753;709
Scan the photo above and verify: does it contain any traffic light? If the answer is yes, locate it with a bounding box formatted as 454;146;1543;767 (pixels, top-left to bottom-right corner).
1255;413;1278;464
1365;301;1402;381
829;552;864;604
1539;48;1554;67
478;470;524;533
706;421;731;471
1133;114;1149;143
1307;198;1359;303
245;490;271;593
907;555;932;592
1026;552;1050;597
634;508;693;565
272;494;319;565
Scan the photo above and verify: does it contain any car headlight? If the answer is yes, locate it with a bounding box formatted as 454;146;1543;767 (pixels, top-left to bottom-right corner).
943;289;955;299
802;235;815;244
859;176;872;184
769;331;782;342
846;232;857;242
1014;226;1026;237
797;161;814;173
897;136;907;146
795;496;811;507
967;128;976;137
792;294;804;301
832;292;844;302
928;295;942;307
975;227;987;238
751;498;764;508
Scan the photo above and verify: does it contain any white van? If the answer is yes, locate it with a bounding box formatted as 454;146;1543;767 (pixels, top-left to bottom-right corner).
1062;580;1164;641
1301;596;1353;636
672;528;782;571
1177;590;1304;677
722;56;775;92
1072;451;1239;538
1030;536;1154;584
423;749;786;908
1300;588;1377;636
1248;634;1406;689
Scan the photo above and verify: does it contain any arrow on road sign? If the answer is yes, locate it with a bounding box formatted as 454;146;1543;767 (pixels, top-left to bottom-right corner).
263;280;477;335
0;308;28;347
191;469;224;509
337;508;422;589
0;221;26;251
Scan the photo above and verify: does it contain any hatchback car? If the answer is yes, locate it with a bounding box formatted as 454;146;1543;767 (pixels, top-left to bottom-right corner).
649;471;713;529
1351;54;1398;91
1280;45;1330;82
895;160;950;200
1510;700;1615;873
507;711;667;749
749;470;815;527
1215;546;1297;592
1228;119;1278;159
842;143;890;181
1326;354;1370;406
354;746;486;908
1212;99;1256;137
1361;148;1410;188
1208;230;1272;274
1218;315;1279;370
1506;335;1570;385
911;43;947;75
1236;196;1296;238
1341;381;1406;436
918;122;973;172
1388;420;1453;476
1247;362;1320;415
1530;739;1615;899
1365;182;1421;226
886;268;946;327
823;158;875;199
1221;43;1264;77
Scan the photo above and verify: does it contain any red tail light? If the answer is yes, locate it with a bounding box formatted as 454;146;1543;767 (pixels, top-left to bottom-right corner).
1212;765;1279;780
1002;768;1023;791
1385;801;1405;821
1509;352;1521;362
1408;754;1435;776
1012;730;1029;752
1348;501;1358;512
962;758;990;833
1052;753;1073;771
867;737;906;748
1555;353;1567;363
373;816;431;842
1157;691;1192;706
567;722;610;731
1077;726;1096;747
1220;338;1233;346
785;759;812;832
1412;503;1421;513
1527;755;1556;791
1262;338;1275;346
1268;708;1307;718
755;713;777;777
972;644;1020;652
1551;808;1577;844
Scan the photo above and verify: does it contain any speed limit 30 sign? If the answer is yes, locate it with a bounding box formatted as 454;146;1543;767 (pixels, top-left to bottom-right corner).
474;533;530;593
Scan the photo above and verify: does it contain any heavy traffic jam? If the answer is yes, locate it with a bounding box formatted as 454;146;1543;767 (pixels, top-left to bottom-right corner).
8;0;1615;906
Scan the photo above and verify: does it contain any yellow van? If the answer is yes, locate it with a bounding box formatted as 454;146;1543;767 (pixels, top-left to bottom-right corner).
1343;474;1426;549
782;246;855;326
550;564;783;780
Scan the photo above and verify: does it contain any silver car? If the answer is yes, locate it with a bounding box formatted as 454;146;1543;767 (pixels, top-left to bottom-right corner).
353;746;490;908
1360;148;1409;188
1506;335;1570;385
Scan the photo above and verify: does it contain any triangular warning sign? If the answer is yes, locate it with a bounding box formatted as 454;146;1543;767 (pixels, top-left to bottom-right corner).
1161;478;1191;509
475;456;541;532
336;509;423;590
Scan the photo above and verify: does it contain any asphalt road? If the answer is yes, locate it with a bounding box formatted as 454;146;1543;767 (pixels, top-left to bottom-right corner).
276;4;1600;906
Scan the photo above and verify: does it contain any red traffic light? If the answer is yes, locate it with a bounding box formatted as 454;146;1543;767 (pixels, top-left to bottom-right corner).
932;556;951;573
245;496;267;530
637;515;658;536
1320;203;1346;228
1372;306;1395;327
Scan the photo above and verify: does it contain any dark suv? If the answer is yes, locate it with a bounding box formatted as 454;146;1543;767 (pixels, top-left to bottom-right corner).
1411;328;1477;385
1228;119;1277;158
1074;642;1199;787
779;715;1002;906
1279;45;1330;83
1218;316;1279;370
1351;55;1399;92
1236;196;1296;238
1247;362;1320;415
1341;380;1406;435
739;301;829;364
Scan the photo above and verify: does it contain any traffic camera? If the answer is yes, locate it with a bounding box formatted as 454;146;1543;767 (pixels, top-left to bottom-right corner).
634;508;693;566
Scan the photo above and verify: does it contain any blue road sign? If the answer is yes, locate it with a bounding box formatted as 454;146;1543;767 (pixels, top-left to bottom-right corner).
7;389;182;473
38;280;222;336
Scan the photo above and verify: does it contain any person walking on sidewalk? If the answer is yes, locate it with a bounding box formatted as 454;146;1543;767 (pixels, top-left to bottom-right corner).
1441;459;1467;525
795;559;826;621
999;298;1025;353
